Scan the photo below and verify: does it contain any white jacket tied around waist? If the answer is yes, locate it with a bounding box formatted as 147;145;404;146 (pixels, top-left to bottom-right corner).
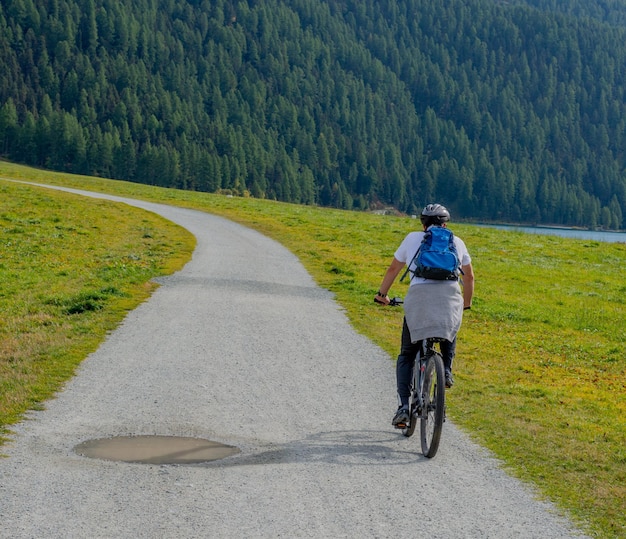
403;280;463;343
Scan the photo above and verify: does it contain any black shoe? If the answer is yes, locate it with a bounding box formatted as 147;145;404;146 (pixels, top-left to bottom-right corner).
392;406;410;428
445;370;454;388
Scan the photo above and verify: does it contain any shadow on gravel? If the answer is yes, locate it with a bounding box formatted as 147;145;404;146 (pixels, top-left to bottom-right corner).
153;275;334;301
200;430;429;468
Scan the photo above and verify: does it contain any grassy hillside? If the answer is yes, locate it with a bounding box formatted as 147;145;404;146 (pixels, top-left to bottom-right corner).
1;161;624;537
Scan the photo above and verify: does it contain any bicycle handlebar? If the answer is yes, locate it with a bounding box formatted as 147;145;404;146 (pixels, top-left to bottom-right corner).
374;296;403;306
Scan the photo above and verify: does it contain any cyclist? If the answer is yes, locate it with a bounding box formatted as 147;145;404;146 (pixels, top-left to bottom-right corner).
375;203;474;429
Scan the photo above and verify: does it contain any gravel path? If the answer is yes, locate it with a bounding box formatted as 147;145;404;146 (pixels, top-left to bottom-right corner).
0;186;588;538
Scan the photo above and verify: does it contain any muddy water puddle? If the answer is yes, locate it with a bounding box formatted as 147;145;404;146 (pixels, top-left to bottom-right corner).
75;435;239;464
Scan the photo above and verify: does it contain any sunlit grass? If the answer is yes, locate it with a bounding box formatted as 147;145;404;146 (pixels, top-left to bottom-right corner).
1;161;624;537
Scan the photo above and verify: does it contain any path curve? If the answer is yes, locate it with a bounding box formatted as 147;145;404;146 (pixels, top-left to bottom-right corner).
0;185;587;538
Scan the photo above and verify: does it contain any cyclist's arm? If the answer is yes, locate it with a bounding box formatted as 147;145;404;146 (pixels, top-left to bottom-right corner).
375;257;405;304
461;262;474;309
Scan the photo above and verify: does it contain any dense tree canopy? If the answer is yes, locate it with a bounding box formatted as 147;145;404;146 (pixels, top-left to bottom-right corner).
1;0;625;228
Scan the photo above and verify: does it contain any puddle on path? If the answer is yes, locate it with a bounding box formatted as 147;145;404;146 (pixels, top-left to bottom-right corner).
75;435;240;464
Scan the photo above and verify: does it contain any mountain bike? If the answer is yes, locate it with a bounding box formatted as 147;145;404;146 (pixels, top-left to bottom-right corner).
379;297;447;458
401;337;446;458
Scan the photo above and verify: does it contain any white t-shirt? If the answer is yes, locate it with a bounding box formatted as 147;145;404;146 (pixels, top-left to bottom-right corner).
394;227;471;286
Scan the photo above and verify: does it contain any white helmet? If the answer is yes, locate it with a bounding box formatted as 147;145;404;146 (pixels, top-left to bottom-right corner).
420;203;450;225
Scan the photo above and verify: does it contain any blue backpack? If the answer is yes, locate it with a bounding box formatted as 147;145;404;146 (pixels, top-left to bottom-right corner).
401;227;461;282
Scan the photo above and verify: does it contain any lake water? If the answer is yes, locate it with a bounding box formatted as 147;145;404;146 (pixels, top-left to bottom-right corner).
475;224;626;243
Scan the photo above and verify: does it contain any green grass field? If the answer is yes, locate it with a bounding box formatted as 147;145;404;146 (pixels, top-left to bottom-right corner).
1;161;624;537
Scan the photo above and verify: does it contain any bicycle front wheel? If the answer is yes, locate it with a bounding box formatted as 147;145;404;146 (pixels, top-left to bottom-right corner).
420;353;446;458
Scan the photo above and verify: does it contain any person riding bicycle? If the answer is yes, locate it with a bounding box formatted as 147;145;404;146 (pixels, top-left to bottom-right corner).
375;203;474;429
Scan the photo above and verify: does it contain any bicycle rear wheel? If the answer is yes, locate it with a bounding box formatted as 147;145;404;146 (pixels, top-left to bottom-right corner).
420;353;446;458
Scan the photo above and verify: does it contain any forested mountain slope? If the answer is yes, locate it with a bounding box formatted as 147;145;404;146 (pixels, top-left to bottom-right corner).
516;0;626;26
1;0;625;228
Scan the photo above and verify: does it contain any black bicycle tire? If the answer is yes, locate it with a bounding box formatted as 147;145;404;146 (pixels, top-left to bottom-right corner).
420;353;446;457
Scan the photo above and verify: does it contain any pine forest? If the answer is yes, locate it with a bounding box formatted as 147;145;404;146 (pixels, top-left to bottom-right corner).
1;0;626;229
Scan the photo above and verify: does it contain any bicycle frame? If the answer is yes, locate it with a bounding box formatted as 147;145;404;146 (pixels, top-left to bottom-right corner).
410;340;437;417
402;338;446;457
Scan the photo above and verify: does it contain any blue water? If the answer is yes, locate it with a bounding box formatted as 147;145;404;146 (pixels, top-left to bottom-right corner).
476;224;626;243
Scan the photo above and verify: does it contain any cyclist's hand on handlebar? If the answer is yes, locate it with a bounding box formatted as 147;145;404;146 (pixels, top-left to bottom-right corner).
374;293;390;305
375;295;404;306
